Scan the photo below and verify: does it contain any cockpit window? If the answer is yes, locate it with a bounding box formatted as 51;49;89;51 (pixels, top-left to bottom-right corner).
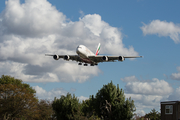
78;45;82;48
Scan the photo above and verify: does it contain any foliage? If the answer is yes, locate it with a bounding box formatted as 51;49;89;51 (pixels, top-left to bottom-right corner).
94;81;136;120
81;95;96;117
52;93;82;120
52;81;135;120
0;75;36;94
0;75;38;119
81;97;101;120
144;109;160;120
35;99;55;120
132;114;144;120
0;75;136;120
0;75;55;120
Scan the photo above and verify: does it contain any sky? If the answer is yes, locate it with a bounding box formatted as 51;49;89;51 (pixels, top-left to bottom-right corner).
0;0;180;116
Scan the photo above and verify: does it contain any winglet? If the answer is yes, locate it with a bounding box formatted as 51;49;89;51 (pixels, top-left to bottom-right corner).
95;43;101;55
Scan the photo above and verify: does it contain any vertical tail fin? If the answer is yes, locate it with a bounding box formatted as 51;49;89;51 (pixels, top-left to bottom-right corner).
95;43;101;55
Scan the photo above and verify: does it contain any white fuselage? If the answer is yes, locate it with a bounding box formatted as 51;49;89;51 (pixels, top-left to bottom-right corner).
76;45;94;63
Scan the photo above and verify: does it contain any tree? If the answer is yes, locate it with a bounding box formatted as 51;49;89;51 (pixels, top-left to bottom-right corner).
81;96;100;120
94;81;136;120
144;109;160;120
52;81;135;120
0;75;38;119
52;93;82;120
81;95;96;117
35;99;55;120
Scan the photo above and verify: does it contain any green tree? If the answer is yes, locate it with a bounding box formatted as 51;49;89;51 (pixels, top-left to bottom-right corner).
144;109;160;120
52;93;82;120
0;75;38;119
94;81;136;120
81;95;96;117
35;100;55;120
81;96;100;119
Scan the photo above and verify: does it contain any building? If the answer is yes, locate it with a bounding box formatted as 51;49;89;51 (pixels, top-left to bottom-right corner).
161;101;180;120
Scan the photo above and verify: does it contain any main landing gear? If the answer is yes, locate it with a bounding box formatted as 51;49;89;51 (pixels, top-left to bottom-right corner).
84;63;88;66
78;63;87;66
78;63;88;66
78;63;98;66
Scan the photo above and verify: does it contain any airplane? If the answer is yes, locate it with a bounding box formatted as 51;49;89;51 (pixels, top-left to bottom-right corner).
45;43;142;66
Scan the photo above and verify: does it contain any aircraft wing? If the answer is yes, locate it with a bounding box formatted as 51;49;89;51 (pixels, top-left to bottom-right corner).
88;55;142;63
45;54;82;62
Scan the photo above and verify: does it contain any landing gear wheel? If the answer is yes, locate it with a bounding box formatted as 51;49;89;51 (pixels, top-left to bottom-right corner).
84;64;88;66
78;63;82;65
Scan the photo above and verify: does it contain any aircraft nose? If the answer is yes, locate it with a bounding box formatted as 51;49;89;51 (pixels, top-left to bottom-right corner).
76;46;80;54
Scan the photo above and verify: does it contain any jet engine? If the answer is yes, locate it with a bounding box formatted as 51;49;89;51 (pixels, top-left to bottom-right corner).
64;55;70;60
102;56;108;61
119;56;125;61
53;55;59;60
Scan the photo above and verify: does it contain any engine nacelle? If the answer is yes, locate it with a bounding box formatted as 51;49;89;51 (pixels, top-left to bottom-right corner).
119;56;125;61
53;55;59;60
102;56;108;61
64;55;70;61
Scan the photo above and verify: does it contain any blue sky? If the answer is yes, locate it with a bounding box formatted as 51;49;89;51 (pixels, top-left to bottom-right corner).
0;0;180;116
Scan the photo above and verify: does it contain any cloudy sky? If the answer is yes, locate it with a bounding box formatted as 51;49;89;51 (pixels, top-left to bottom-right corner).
0;0;180;116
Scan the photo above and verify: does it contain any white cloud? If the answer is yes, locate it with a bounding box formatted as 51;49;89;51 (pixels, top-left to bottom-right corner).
79;10;85;18
33;86;67;100
126;93;166;107
121;75;139;82
135;110;146;117
171;66;180;80
126;93;164;115
78;96;89;101
0;61;60;82
125;78;173;96
141;20;180;43
80;14;108;36
54;63;101;83
80;14;139;56
123;76;173;114
168;86;180;100
0;0;139;83
2;0;66;37
33;85;88;101
171;73;180;80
